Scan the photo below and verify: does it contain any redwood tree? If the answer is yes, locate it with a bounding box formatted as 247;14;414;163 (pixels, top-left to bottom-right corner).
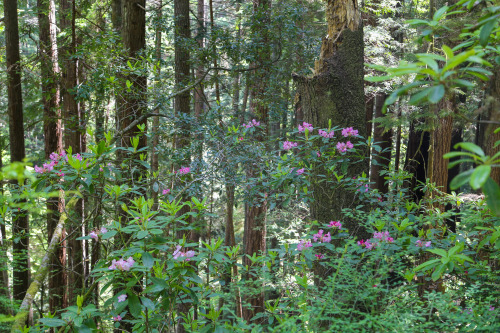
4;0;30;303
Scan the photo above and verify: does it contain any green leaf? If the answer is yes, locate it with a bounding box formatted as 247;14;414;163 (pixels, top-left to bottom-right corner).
364;75;393;82
142;252;154;269
39;318;67;328
128;294;142;318
428;85;445;104
454;142;485;157
443;49;475;72
432;264;447;281
137;230;148;239
433;6;449;21
406;19;430;26
450;169;474;190
442;45;454;59
414;259;441;272
470;165;491;190
479;20;496;47
483;178;500;216
427;248;448;257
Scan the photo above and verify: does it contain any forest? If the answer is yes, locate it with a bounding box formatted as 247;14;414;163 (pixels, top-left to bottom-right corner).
0;0;499;331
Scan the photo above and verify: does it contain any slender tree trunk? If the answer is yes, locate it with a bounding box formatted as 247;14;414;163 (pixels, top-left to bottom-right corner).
4;0;30;305
242;0;271;322
370;93;392;192
0;137;13;315
174;0;193;331
39;0;66;315
152;0;162;209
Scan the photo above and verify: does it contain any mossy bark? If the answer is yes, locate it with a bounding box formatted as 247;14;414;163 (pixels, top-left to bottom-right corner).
294;0;369;240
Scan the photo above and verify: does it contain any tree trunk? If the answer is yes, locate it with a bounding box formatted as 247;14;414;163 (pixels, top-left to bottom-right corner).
370;93;392;193
482;67;500;185
152;0;162;210
38;0;66;315
0;138;13;315
242;0;271;322
404;121;430;203
4;0;30;304
293;0;369;240
173;0;192;331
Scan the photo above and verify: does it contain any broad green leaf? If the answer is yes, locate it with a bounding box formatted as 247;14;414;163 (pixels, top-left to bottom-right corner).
454;142;485;157
128;293;142;318
406;19;431;26
483;178;500;216
442;45;454;59
364;75;393;82
433;6;449;21
414;259;441;272
449;169;474;190
142;252;154;269
428;85;445;104
470;165;491;190
427;248;448;257
443;49;475;72
478;24;499;49
409;87;432;105
432;264;447;281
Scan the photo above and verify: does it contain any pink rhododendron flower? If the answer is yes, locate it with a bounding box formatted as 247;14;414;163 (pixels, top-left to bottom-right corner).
297;239;312;251
342;127;358;137
336;142;347;153
298;122;313;133
109;257;135;271
416;239;431;248
328;221;342;229
243;119;260;128
117;294;127;303
89;231;98;240
296;168;305;175
283;141;298;150
113;315;122;321
318;129;334;138
178;167;190;174
313;229;331;243
365;240;376;250
173;245;196;261
315;253;324;260
162;189;170;195
100;227;108;234
99;167;104;172
489;306;495;311
317;151;321;157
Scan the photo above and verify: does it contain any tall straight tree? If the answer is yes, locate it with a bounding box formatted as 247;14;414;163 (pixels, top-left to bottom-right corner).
242;0;271;322
173;0;193;331
4;0;30;303
60;0;84;303
294;0;368;240
38;0;66;313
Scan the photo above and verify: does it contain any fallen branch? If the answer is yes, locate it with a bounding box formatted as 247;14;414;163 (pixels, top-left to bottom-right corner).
11;195;79;333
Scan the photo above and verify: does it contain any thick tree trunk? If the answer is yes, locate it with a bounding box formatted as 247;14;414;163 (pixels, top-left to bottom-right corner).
294;0;369;240
39;0;66;314
4;0;30;304
404;121;430;203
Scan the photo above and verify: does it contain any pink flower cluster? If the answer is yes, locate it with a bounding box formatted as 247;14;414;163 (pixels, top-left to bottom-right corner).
297;239;312;251
313;229;332;243
374;231;394;243
336;141;354;153
89;227;108;240
243;119;260;128
296;168;305;175
173;245;195;261
298;122;313;133
162;189;170;195
113;315;122;321
358;231;394;250
342;127;358;137
109;257;135;271
415;239;431;248
283;141;298;150
318;129;334;138
117;294;127;303
177;167;190;174
328;221;342;229
34;161;56;174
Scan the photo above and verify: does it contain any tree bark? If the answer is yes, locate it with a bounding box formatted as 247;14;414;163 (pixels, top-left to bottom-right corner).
39;0;66;314
294;0;369;240
4;0;30;304
370;93;392;193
